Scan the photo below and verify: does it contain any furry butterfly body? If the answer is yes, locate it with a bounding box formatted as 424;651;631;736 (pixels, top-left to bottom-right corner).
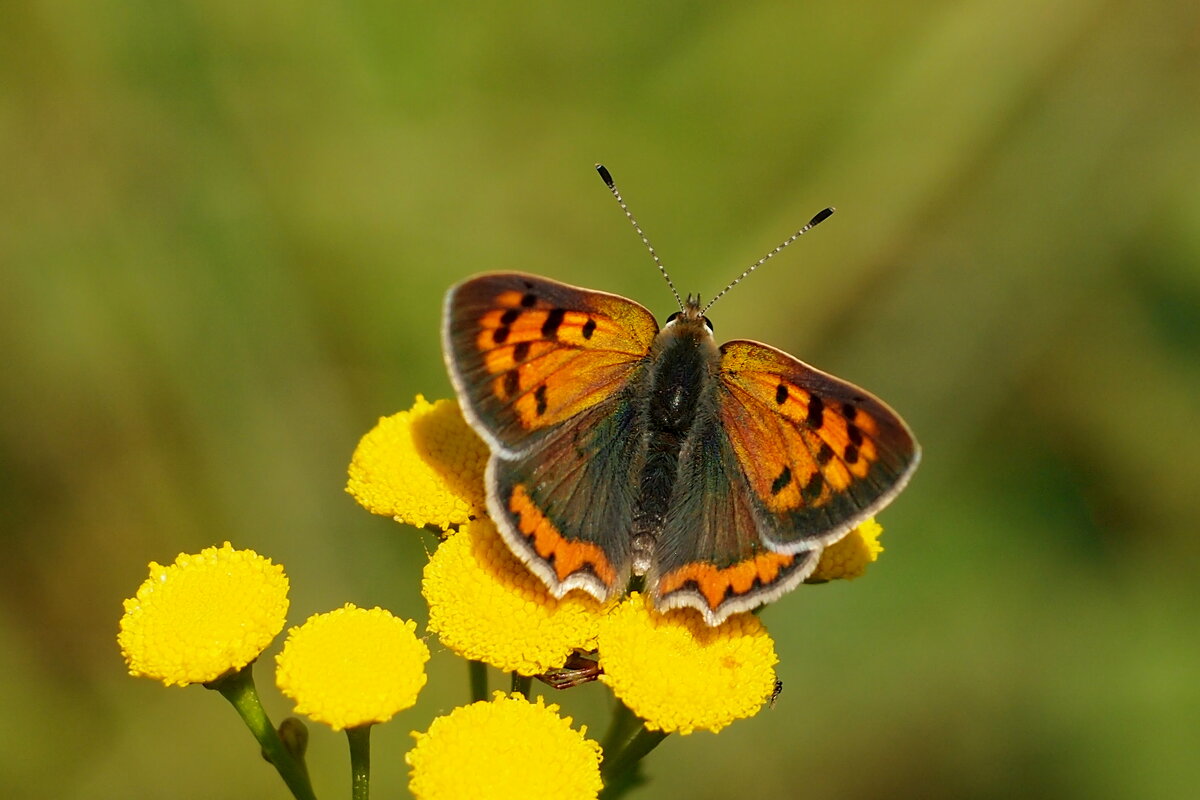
443;272;920;626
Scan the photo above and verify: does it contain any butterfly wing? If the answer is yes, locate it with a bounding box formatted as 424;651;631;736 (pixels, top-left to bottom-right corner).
718;340;921;551
443;273;659;457
650;403;823;625
486;389;646;601
442;272;660;600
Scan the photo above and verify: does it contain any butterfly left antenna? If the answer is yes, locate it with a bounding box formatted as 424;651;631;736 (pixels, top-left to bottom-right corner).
703;206;835;314
595;164;685;312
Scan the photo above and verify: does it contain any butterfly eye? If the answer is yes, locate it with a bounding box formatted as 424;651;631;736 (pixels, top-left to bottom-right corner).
665;311;681;325
703;316;714;333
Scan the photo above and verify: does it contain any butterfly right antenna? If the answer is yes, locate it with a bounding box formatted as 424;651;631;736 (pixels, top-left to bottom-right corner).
703;206;835;314
595;164;685;313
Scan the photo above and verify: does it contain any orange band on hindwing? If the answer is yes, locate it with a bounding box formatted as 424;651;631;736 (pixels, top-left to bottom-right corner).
507;484;617;586
656;551;799;613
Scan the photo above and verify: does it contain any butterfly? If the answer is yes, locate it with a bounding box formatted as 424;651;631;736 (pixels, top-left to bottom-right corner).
442;166;919;626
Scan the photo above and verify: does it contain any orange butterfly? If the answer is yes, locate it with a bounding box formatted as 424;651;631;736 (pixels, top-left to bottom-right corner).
443;166;919;625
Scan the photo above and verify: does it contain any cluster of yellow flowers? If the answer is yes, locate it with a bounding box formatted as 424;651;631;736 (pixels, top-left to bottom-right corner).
118;395;885;799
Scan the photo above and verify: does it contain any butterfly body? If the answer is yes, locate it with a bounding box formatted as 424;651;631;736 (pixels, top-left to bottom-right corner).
628;304;720;574
444;272;919;626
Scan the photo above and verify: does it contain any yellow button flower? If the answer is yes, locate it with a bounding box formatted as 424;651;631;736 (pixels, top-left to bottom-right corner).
423;519;607;676
346;395;488;530
275;604;430;731
118;542;289;687
810;518;884;582
407;692;602;800
597;594;777;735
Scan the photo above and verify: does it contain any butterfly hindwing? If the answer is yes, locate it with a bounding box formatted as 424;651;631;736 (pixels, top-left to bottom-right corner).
650;406;822;625
718;340;921;551
486;391;644;602
443;272;659;457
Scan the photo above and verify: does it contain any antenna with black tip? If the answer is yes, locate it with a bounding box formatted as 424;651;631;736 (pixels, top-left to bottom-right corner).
595;164;685;312
702;206;835;314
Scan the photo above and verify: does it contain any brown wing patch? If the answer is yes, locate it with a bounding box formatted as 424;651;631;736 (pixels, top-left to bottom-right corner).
508;483;618;586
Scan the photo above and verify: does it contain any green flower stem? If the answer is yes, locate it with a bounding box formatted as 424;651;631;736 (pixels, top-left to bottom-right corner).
598;699;643;758
599;702;668;800
346;725;372;800
211;666;317;800
510;672;531;697
468;660;488;702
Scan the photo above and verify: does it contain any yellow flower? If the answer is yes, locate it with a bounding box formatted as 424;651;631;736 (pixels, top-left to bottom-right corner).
597;594;777;735
810;518;884;582
346;395;488;531
275;604;430;731
118;542;289;687
407;692;602;800
423;519;607;676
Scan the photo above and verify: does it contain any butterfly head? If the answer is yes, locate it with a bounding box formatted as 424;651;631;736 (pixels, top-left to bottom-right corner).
664;293;714;335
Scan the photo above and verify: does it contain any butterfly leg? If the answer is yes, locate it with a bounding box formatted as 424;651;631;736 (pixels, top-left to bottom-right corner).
535;650;603;690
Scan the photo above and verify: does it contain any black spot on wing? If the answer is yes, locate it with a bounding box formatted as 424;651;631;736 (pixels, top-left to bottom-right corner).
500;308;521;325
582;318;596;339
816;442;835;465
802;472;824;504
847;423;864;447
770;465;792;495
775;384;788;405
520;292;537;307
542;308;566;338
534;384;548;416
512;341;530;362
806;395;824;429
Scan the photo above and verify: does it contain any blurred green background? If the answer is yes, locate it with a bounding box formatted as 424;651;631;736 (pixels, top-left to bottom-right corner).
3;0;1198;797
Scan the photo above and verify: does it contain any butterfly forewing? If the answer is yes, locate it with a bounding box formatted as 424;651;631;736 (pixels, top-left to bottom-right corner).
718;340;920;551
443;273;659;456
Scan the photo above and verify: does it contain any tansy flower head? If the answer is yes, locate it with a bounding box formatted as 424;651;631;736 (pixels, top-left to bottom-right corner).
423;519;607;676
118;542;289;687
346;395;488;531
275;604;430;730
597;593;778;735
809;518;884;582
407;692;602;800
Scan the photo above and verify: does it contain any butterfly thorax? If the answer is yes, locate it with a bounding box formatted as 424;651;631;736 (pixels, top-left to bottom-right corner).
629;311;721;575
